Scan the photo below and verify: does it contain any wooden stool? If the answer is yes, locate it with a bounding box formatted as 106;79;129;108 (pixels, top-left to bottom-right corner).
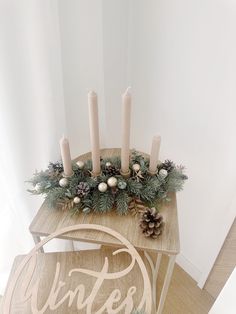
3;149;180;313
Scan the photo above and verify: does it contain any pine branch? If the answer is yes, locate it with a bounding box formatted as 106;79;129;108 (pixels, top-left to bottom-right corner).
165;167;187;192
45;187;66;208
127;179;142;197
93;191;114;213
115;190;129;215
58;198;74;211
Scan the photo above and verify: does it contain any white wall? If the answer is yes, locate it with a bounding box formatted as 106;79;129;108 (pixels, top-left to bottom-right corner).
57;0;236;285
127;0;236;285
57;0;130;156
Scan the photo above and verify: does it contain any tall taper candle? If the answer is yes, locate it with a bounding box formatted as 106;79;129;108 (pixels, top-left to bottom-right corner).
88;91;101;175
149;135;161;174
60;136;73;176
121;87;132;174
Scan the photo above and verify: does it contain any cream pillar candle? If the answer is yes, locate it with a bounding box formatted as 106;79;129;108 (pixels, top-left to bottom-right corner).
121;87;132;174
59;136;73;176
149;135;161;174
88;91;101;175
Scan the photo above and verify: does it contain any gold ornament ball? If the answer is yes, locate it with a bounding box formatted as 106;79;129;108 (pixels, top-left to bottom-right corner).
98;182;108;192
159;169;168;178
132;163;141;172
73;196;81;204
105;161;112;167
107;176;118;187
59;177;68;187
76;160;84;169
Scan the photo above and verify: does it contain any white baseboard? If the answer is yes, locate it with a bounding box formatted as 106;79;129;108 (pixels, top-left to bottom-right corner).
176;254;202;283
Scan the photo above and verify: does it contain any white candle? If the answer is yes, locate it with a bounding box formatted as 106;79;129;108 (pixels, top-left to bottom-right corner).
59;136;73;176
88;91;101;175
121;87;132;174
149;136;161;174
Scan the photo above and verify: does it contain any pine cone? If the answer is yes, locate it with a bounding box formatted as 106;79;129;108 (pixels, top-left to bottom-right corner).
104;165;120;176
129;198;145;216
158;160;174;172
48;161;64;174
76;182;90;197
139;207;164;239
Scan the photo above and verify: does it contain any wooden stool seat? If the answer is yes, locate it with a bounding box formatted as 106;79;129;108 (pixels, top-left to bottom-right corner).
2;247;155;313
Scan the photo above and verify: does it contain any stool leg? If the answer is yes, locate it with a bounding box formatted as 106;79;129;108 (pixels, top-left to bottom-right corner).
156;255;176;314
144;252;162;310
32;235;44;253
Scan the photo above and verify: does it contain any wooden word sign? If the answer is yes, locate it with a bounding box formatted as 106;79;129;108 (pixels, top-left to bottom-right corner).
3;224;153;314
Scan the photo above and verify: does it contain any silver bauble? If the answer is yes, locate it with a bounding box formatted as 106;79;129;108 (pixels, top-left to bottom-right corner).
105;161;112;167
132;163;141;172
73;196;81;204
159;169;168;178
107;177;118;187
118;181;127;190
59;177;69;187
98;182;108;192
82;207;91;214
76;160;85;169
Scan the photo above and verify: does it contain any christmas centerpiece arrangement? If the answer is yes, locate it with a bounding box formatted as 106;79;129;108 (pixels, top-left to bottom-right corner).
28;88;187;239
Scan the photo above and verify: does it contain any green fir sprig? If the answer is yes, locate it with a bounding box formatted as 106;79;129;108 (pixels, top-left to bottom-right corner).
27;151;187;215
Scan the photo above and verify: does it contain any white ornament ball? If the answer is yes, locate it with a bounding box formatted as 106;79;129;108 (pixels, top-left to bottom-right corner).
73;196;81;204
159;169;168;178
98;182;108;192
35;183;41;192
76;160;84;169
105;161;112;167
59;177;69;187
107;177;118;187
132;163;141;172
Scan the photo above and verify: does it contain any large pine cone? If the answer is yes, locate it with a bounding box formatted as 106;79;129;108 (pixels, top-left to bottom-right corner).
139;207;164;239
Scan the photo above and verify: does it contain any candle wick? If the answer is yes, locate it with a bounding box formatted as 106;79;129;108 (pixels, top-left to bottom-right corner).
125;87;131;95
88;90;97;97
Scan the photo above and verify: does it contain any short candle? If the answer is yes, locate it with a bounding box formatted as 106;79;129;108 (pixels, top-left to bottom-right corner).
59;136;73;177
149;136;161;174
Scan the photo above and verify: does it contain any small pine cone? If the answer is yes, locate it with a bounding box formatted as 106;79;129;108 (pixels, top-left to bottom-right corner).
139;207;164;239
104;165;120;176
76;182;90;197
48;161;64;174
158;160;174;172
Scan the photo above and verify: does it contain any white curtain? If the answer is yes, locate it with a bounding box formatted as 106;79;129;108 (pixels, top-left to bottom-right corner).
0;0;66;294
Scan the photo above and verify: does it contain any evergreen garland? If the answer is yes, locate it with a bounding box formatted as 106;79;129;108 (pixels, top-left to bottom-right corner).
27;151;187;216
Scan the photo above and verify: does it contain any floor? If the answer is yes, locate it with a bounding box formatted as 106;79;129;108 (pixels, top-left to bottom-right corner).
0;256;215;314
158;256;215;314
